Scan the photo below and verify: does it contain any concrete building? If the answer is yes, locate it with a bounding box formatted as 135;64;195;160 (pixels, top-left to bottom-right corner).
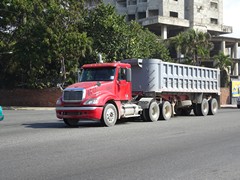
102;0;232;38
89;0;240;76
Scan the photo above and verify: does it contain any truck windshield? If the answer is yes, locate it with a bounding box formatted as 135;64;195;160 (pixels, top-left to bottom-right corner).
80;68;116;82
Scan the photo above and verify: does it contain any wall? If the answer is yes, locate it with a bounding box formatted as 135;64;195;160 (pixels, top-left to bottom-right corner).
220;87;230;105
0;88;62;107
0;88;230;107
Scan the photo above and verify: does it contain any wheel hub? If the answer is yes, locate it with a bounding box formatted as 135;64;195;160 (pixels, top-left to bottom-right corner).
106;109;115;122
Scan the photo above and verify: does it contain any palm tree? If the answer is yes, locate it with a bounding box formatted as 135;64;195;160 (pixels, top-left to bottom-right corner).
214;52;232;87
169;32;184;62
183;29;213;65
169;29;213;65
196;31;213;65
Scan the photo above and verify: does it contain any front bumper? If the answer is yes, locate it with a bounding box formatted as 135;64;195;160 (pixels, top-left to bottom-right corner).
56;106;103;120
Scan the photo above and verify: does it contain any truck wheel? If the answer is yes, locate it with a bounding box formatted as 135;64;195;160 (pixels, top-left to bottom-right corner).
142;101;160;122
194;99;209;116
101;103;117;127
159;101;172;120
193;104;200;116
238;105;240;109
200;98;209;116
208;98;218;115
63;118;79;127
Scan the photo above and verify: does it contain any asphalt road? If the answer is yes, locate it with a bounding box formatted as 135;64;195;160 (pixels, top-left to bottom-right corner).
1;108;240;180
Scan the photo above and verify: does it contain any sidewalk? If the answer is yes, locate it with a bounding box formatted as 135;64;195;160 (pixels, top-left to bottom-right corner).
2;107;55;110
220;104;238;109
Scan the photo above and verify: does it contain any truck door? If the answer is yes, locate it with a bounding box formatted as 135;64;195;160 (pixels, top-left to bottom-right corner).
117;67;131;100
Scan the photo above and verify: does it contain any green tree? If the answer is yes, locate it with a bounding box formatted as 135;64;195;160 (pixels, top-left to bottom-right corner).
169;32;184;62
169;29;213;65
83;3;129;62
0;0;92;88
83;3;171;63
214;52;232;87
1;1;171;88
127;21;171;61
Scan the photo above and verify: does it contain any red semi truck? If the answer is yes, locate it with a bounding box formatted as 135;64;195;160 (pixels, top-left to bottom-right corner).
56;59;220;127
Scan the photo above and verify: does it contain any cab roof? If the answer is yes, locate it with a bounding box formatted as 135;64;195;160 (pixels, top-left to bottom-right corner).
82;62;131;69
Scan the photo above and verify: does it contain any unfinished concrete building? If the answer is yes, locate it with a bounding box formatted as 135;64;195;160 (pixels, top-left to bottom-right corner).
102;0;231;37
89;0;240;76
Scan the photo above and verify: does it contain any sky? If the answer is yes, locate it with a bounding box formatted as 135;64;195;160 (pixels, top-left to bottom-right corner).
223;0;240;38
223;0;240;57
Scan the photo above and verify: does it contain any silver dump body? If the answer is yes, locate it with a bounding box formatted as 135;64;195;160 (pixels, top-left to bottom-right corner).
121;59;220;95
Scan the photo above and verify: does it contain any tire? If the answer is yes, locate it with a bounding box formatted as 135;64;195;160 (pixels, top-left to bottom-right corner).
142;101;160;122
142;109;148;122
208;98;218;115
237;105;240;109
200;98;209;116
63;118;79;127
101;103;117;127
194;99;209;116
159;101;172;120
193;103;200;116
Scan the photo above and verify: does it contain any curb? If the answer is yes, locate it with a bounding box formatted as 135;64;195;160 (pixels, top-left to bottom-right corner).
220;105;238;109
2;107;55;110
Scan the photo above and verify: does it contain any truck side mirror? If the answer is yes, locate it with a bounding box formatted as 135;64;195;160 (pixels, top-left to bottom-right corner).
126;68;131;82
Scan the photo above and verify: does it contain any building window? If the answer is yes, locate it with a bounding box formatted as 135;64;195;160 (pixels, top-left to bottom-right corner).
210;18;218;24
210;2;218;9
128;0;137;5
117;0;127;7
170;11;178;18
139;0;147;3
149;9;159;17
128;14;135;21
138;12;146;19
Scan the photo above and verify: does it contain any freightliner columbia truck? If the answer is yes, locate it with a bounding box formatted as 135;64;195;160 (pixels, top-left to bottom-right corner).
56;59;220;127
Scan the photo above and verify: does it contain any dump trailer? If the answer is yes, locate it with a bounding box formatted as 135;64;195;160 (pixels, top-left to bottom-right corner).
56;58;220;127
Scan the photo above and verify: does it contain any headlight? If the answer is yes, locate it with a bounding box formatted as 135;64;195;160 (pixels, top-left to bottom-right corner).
84;98;98;105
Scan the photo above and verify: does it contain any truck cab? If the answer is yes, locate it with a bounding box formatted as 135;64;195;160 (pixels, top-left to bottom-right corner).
56;62;135;127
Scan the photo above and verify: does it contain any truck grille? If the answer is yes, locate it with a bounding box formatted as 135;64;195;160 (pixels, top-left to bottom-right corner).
63;89;85;102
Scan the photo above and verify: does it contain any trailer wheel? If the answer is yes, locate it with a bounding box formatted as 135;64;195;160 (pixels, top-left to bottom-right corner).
63;118;79;127
194;99;209;116
200;98;209;116
193;104;200;116
159;101;172;120
101;103;117;127
208;98;218;115
142;101;160;122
